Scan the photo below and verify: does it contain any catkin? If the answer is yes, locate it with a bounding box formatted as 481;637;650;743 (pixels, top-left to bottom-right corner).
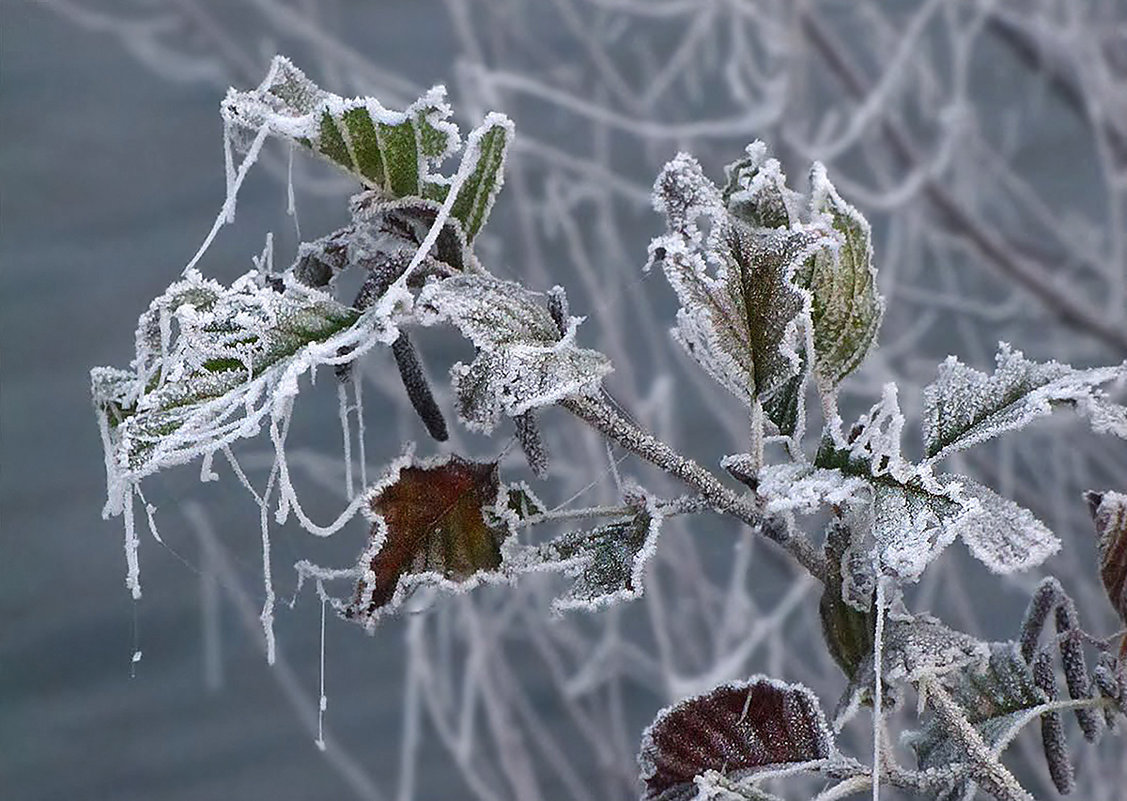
1053;598;1101;742
1020;577;1061;663
514;412;549;478
392;333;449;441
1032;650;1075;795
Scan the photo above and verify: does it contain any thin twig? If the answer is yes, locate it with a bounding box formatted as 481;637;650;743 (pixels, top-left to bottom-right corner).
560;394;826;580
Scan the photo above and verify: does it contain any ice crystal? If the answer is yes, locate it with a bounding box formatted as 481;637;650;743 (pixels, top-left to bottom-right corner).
414;275;611;432
922;343;1127;463
753;462;866;515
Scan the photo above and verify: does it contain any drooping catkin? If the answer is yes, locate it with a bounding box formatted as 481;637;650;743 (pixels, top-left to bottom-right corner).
392;332;449;442
514;411;549;478
1053;598;1101;742
1032;650;1075;795
335;255;408;383
1020;577;1061;663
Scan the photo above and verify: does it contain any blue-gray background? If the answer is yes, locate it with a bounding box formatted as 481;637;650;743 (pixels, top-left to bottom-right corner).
5;2;1126;800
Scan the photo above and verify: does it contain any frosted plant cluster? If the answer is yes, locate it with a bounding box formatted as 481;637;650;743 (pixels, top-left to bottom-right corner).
65;2;1127;800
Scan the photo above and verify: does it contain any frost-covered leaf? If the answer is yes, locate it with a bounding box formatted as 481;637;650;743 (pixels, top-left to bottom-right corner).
754;462;866;515
91;268;385;515
908;642;1049;801
815;385;1058;580
224;57;456;198
650;154;833;410
721;141;795;229
762;350;808;442
950;478;1060;575
804;164;883;389
348;452;513;622
881;614;989;685
502;482;547;520
344;194;480;277
503;494;663;613
638;677;835;801
223;57;510;241
446;115;512;240
415;275;611;432
1086;491;1127;626
841;614;987;725
815;386;962;581
922;343;1127;463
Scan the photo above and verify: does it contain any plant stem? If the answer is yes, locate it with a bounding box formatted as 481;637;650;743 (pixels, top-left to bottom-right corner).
560;394;826;581
920;678;1034;801
749;397;765;473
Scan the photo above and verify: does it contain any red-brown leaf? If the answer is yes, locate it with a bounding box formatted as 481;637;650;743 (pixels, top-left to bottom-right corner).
348;453;509;620
638;677;834;801
1087;491;1127;628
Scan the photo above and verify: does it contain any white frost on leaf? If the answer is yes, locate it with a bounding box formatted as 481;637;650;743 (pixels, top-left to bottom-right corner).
649;154;833;409
817;384;1058;581
222;56;512;243
92;268;403;520
637;675;836;801
721;141;799;229
502;491;664;614
415;275;611;432
346;449;517;628
805;163;884;390
753;462;867;515
922;342;1127;463
945;477;1060;574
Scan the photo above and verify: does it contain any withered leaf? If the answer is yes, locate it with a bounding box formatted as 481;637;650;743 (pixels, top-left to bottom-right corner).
1086;491;1127;628
637;677;834;801
348;453;511;621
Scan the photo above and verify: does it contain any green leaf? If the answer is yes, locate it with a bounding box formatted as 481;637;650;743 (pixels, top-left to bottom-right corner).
762;349;807;440
721;141;794;229
805;163;883;389
651;154;834;412
223;57;510;242
504;483;547;519
448;115;512;241
224;58;458;197
816;385;1058;579
348;453;513;622
92;269;368;509
922;343;1127;462
820;518;876;681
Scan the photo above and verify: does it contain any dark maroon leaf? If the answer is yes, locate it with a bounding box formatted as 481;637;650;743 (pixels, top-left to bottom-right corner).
348;453;510;621
1086;491;1127;631
638;677;834;801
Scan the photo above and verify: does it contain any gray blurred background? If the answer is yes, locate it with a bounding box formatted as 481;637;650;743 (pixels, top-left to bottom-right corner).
4;2;1126;799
